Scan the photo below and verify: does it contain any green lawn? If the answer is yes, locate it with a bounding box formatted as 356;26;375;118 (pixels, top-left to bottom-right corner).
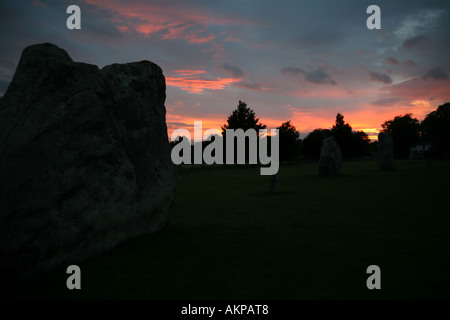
15;160;450;299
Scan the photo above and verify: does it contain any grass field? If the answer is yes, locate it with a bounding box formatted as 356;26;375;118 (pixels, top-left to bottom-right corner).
15;160;450;299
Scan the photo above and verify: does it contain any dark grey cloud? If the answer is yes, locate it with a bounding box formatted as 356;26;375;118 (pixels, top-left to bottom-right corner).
384;57;401;65
222;63;244;79
281;66;336;85
368;71;393;84
403;60;417;67
303;68;336;85
383;57;417;67
236;82;262;90
423;67;449;80
0;58;17;71
0;58;16;96
294;29;346;48
370;97;405;106
403;35;430;48
281;67;303;77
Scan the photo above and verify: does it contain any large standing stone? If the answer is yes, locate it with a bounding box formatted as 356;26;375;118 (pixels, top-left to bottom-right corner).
318;136;343;175
0;43;177;283
378;132;395;170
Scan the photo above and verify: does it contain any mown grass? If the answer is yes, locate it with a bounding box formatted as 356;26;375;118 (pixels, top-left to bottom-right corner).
15;160;450;299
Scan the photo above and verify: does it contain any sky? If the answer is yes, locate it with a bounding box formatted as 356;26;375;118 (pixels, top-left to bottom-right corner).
1;0;449;141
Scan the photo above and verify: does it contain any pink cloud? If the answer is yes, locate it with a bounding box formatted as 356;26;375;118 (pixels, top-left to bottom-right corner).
84;0;251;45
116;25;132;33
181;33;215;44
166;112;228;139
380;77;450;103
173;69;207;76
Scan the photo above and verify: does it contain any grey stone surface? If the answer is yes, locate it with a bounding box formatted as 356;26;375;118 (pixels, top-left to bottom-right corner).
318;136;343;175
0;43;177;283
378;132;395;170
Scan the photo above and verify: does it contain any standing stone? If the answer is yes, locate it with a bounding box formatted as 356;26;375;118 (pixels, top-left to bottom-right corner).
0;43;177;284
318;136;343;175
378;132;395;170
268;173;280;193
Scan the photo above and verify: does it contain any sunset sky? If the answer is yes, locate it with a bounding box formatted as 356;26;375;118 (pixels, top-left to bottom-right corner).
1;0;449;140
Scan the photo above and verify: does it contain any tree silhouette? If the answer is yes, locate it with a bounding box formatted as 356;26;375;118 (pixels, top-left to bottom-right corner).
421;102;450;158
277;120;301;162
221;100;266;134
352;130;370;157
221;100;266;164
381;113;420;159
302;129;332;159
331;113;354;158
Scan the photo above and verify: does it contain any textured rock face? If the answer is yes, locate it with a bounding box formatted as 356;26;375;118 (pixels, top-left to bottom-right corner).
0;43;177;283
378;132;394;170
318;136;343;175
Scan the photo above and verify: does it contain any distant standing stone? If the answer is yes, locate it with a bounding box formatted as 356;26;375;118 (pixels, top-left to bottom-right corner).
269;173;280;193
378;132;395;170
318;136;343;175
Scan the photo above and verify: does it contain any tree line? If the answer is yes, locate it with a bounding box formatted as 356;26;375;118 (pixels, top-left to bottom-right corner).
171;101;450;162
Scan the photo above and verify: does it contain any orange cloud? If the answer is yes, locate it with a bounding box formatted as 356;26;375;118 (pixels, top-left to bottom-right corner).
283;107;421;141
166;103;431;142
332;108;421;141
166;76;241;94
166;113;226;141
167;113;381;142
